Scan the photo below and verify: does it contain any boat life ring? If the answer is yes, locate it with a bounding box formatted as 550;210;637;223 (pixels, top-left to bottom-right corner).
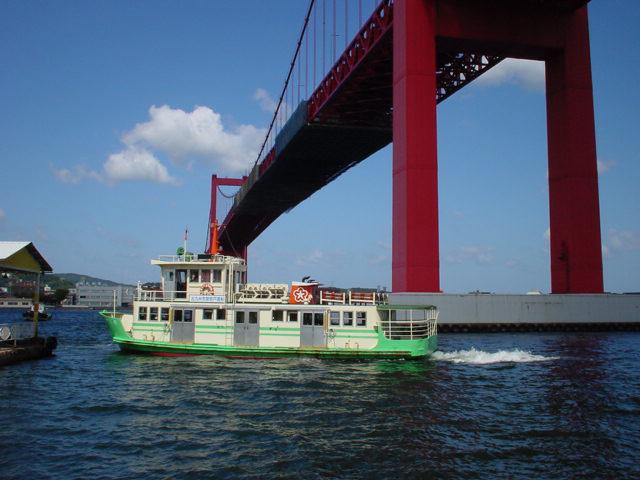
327;329;336;339
0;326;11;341
200;283;215;295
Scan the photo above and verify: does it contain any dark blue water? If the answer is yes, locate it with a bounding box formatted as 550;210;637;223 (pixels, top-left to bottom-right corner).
1;310;639;479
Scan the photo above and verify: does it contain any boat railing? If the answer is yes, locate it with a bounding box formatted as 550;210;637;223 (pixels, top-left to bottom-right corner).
155;254;245;265
378;308;438;340
0;322;33;342
136;290;184;302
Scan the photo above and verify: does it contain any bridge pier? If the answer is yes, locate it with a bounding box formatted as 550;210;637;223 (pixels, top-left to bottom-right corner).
392;0;440;293
546;7;603;293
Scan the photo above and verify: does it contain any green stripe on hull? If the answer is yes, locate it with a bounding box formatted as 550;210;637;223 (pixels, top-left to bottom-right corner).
100;312;437;359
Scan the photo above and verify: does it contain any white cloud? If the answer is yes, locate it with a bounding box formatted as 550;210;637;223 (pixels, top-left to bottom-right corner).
54;103;267;186
597;159;616;175
52;150;178;186
253;88;278;113
296;249;324;267
607;229;640;252
505;259;519;268
53;164;102;184
122;105;265;174
475;58;545;92
446;246;494;265
104;147;179;185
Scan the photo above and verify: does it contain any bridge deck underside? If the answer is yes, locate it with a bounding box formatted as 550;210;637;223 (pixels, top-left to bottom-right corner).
219;0;589;253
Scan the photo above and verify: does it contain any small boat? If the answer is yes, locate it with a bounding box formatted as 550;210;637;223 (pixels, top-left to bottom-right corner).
101;248;438;359
23;304;51;321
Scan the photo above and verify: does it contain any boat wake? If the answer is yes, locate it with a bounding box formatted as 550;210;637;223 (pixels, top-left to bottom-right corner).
432;347;557;365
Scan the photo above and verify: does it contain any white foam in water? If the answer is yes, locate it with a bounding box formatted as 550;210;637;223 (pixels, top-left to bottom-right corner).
432;347;557;364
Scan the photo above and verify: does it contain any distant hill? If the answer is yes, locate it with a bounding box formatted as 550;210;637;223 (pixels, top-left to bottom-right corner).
52;273;133;288
0;272;132;291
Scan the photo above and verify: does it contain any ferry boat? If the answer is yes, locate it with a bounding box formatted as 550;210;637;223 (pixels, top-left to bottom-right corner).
101;250;438;359
23;303;51;320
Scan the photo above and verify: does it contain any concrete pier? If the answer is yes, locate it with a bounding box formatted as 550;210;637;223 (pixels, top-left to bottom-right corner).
389;293;640;333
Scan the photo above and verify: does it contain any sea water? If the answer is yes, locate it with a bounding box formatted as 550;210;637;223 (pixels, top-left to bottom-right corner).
1;310;639;479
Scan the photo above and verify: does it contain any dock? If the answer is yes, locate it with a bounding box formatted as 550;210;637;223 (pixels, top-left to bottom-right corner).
0;336;57;367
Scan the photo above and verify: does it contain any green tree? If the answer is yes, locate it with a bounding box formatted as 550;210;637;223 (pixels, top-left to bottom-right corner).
54;288;69;305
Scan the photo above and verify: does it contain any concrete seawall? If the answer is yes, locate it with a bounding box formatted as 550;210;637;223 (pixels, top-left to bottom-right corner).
389;293;640;333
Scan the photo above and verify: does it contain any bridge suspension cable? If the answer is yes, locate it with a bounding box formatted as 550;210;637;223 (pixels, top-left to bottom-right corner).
252;0;380;170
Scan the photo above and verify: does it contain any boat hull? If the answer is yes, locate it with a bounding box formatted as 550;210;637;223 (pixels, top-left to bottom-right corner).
101;312;437;360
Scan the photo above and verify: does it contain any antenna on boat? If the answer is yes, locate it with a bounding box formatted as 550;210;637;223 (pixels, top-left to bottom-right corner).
183;226;189;261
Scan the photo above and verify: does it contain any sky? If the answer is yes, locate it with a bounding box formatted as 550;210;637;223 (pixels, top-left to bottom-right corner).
0;0;638;293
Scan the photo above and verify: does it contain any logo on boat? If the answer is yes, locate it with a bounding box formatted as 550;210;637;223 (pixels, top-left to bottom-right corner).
292;286;313;304
200;283;216;294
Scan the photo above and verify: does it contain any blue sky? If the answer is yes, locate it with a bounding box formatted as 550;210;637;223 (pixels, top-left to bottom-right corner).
0;0;638;293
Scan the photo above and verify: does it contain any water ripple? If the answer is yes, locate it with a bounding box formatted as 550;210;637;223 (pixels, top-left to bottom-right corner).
1;312;639;479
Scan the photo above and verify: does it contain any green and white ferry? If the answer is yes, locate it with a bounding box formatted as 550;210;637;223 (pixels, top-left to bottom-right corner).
101;251;438;359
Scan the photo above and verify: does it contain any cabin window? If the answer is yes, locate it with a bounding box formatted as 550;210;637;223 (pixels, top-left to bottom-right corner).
184;310;193;322
138;307;147;321
216;309;226;320
302;312;313;326
201;270;211;282
343;311;353;326
203;308;213;320
287;311;298;322
273;310;284;322
174;310;183;322
149;307;158;321
168;271;174;281
249;311;258;324
161;308;169;321
235;311;245;323
330;311;340;326
213;269;222;283
356;312;367;327
314;313;324;326
189;270;199;283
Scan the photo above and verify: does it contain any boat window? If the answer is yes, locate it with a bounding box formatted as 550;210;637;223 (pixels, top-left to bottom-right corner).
184;310;193;322
287;311;298;322
201;270;211;282
249;312;258;324
272;310;284;322
302;312;313;326
356;312;367;327
174;310;183;322
138;307;147;321
343;311;353;326
314;313;324;326
149;307;158;321
203;308;213;320
213;269;222;283
161;308;169;321
235;311;245;324
216;309;226;320
176;270;187;298
189;270;199;283
168;271;174;281
330;311;340;326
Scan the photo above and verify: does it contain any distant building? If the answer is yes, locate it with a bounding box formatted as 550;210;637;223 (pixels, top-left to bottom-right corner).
75;283;134;308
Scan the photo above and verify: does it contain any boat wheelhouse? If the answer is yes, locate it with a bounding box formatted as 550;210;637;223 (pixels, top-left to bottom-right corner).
101;251;438;359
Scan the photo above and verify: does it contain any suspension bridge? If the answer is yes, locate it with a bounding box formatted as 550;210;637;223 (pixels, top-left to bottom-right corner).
207;0;602;295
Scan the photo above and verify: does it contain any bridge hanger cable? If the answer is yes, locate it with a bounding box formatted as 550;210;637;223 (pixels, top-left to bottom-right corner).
252;0;316;170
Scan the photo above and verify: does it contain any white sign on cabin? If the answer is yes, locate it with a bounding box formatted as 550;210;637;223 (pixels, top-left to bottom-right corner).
189;295;225;303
